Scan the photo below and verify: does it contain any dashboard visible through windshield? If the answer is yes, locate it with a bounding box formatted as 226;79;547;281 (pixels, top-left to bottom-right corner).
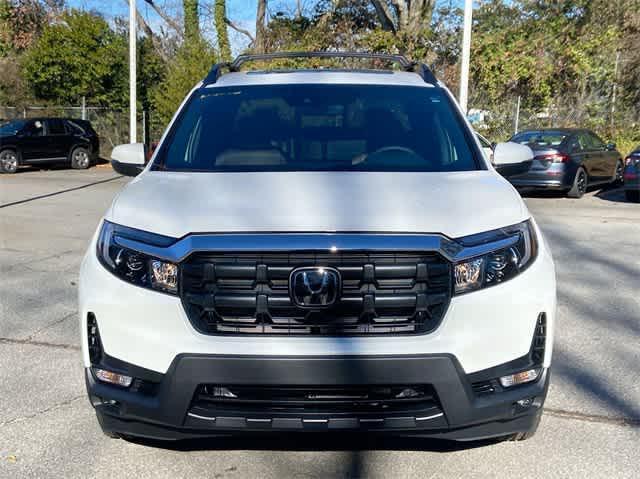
154;84;481;172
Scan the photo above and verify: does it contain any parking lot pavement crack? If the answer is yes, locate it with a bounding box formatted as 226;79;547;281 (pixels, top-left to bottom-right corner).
0;337;79;351
544;407;640;428
0;395;85;427
24;311;76;341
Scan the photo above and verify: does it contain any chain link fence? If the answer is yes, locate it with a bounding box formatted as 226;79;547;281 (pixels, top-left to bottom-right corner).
0;105;162;158
468;95;640;156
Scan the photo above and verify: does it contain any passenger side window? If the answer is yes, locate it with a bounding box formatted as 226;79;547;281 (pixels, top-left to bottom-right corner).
577;133;593;151
22;120;44;137
47;119;66;135
586;132;605;150
66;120;85;135
567;137;581;153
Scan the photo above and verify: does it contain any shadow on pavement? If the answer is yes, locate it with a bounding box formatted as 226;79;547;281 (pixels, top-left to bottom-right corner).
123;432;502;454
542;224;640;423
595;186;635;203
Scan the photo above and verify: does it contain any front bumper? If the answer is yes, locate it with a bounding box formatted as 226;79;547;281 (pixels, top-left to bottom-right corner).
87;352;549;442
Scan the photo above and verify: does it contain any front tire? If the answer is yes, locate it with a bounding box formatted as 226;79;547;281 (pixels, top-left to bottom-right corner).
0;149;18;173
625;190;640;203
568;167;587;198
71;147;91;169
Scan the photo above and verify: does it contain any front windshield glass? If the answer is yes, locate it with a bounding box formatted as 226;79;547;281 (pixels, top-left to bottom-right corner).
155;84;480;172
0;119;26;135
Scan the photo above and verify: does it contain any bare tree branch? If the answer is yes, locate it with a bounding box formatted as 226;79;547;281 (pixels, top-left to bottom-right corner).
225;18;255;44
123;0;169;61
370;0;397;32
141;0;183;37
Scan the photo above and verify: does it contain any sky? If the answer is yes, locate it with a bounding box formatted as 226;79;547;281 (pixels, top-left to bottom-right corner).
66;0;312;53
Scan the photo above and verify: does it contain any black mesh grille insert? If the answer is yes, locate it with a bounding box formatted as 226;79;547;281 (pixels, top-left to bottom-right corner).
180;252;451;335
192;384;440;415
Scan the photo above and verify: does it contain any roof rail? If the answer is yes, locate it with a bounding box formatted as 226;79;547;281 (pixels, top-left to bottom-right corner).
202;51;438;86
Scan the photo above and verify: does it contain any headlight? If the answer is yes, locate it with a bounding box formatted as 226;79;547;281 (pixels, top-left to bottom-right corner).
96;221;179;294
453;220;538;295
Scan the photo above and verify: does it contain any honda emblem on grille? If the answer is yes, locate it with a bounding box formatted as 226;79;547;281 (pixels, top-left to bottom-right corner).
290;267;341;308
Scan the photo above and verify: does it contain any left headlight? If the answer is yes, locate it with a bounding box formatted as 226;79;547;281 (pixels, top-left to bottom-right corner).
453;220;538;295
96;221;179;294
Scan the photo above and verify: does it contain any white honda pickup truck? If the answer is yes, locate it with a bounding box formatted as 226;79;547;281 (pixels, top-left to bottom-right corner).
79;52;555;443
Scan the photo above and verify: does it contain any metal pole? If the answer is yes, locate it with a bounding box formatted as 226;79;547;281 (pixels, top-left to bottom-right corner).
459;0;473;114
82;96;86;120
514;95;521;135
611;50;620;132
142;110;147;147
129;0;137;143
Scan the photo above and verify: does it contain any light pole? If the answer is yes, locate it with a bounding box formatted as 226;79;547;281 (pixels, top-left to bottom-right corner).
129;0;137;143
459;0;473;115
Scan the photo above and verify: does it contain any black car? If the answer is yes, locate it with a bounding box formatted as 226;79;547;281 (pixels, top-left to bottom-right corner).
0;118;100;173
504;128;624;198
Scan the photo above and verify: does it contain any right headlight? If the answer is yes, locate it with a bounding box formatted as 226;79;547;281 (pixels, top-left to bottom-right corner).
96;220;179;294
453;220;538;295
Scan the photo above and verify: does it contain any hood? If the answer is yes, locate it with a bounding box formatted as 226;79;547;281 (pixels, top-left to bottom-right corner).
107;171;528;239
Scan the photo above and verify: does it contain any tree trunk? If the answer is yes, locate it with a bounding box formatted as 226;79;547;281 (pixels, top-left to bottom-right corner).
214;0;231;61
255;0;267;53
183;0;200;44
372;1;436;34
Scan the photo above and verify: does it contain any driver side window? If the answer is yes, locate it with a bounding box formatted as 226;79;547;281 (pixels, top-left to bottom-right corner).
22;120;44;137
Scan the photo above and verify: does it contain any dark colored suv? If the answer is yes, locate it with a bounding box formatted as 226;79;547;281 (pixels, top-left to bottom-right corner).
623;145;640;202
503;128;623;198
0;118;100;173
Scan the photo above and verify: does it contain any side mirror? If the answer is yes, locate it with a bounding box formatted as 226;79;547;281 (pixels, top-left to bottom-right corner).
493;142;534;177
606;142;616;151
111;143;146;177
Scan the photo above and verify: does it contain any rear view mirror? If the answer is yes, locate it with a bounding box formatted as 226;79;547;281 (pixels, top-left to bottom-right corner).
111;143;146;177
493;142;534;177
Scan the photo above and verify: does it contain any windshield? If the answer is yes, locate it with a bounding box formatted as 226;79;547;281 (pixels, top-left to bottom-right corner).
155;84;480;172
0;119;26;135
511;131;568;148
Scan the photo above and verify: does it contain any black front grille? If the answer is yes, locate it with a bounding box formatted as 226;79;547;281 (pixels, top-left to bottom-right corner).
192;384;439;415
180;252;452;335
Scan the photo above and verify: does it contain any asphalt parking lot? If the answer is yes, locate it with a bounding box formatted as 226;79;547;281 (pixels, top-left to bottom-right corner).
1;167;639;478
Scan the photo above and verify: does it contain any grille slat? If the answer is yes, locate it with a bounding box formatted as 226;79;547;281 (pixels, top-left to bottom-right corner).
180;252;451;335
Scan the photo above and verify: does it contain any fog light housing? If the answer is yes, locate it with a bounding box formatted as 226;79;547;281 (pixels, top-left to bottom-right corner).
516;398;534;408
94;368;133;388
499;368;541;388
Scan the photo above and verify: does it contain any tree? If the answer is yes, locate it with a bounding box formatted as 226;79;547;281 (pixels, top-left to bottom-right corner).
255;0;267;52
150;37;215;128
370;1;436;34
183;0;200;43
214;0;231;61
22;10;127;106
0;0;47;55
